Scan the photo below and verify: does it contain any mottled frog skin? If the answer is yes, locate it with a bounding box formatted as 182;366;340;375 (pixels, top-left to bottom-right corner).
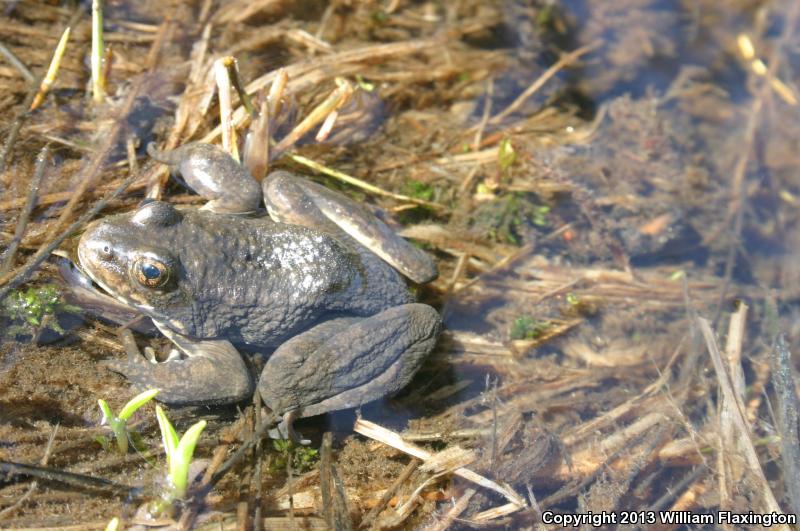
78;143;441;437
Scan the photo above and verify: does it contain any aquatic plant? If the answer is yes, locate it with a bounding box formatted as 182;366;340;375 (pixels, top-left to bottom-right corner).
271;438;319;474
97;389;159;454
509;315;551;340
398;179;437;223
472;193;551;245
402;179;435;202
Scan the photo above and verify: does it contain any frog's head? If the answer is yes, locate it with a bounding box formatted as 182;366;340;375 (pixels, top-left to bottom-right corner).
77;200;195;333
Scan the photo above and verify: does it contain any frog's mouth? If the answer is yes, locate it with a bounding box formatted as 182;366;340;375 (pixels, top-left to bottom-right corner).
58;256;151;326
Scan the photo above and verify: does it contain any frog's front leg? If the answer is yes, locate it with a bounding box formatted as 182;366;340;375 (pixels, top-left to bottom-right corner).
107;324;254;406
258;303;442;436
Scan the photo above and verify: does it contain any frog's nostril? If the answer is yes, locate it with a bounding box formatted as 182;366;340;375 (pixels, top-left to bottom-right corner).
97;243;113;260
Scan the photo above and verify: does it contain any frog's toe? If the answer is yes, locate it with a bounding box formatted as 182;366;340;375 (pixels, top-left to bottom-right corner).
102;357;140;378
258;303;441;419
101;355;161;397
104;340;254;406
100;341;152;378
267;411;311;445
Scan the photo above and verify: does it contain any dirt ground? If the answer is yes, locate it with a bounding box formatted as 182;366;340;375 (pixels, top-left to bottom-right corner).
2;0;800;529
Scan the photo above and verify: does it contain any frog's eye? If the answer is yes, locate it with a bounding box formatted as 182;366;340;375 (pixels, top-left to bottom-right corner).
133;258;170;288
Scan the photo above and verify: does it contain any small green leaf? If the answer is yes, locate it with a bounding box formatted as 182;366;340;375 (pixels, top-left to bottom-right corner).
532;205;550;227
98;399;115;423
355;75;375;92
99;399;129;454
155;406;206;501
402;180;434;201
169;420;207;499
118;389;159;421
273;439;291;453
156;405;179;466
669;270;685;281
509;316;551;340
94;434;110;451
475;182;493;196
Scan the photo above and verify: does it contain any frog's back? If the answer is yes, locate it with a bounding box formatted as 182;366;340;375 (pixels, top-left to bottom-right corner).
174;210;411;346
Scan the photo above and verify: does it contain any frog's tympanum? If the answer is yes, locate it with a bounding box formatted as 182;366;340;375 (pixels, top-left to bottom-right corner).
77;143;441;439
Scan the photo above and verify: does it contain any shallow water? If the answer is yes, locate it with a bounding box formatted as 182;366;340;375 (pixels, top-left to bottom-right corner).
2;0;800;528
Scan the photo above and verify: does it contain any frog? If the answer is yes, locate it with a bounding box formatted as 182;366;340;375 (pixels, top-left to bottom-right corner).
76;142;441;439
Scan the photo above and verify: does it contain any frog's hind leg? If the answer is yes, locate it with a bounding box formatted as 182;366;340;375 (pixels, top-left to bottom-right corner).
262;171;438;283
147;142;263;214
106;329;254;406
258;303;442;437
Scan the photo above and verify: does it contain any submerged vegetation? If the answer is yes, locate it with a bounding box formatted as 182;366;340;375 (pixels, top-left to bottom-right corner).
509;315;551;340
1;284;79;339
270;439;319;474
1;0;800;529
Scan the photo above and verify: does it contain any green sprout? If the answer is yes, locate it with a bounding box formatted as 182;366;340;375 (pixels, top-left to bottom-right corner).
509;316;551;340
155;405;207;503
97;389;159;454
668;270;685;281
355;74;375;92
1;284;80;338
104;516;120;531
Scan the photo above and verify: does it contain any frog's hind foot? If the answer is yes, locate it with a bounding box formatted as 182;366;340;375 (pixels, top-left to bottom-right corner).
262;171;438;283
258;303;442;422
147;142;262;214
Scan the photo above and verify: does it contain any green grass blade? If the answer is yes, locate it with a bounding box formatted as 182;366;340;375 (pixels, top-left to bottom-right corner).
169;420;207;499
118;389;159;420
155;405;179;466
